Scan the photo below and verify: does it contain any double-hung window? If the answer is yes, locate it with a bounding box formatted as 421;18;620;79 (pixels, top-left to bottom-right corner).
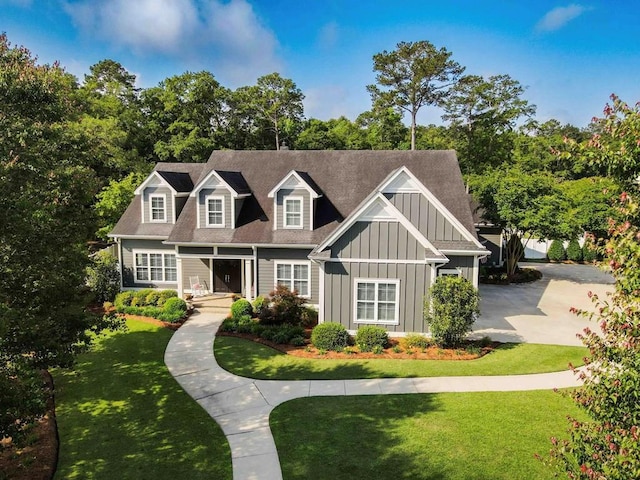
149;194;166;222
135;252;177;283
354;279;400;324
206;196;224;227
283;197;302;228
275;262;310;297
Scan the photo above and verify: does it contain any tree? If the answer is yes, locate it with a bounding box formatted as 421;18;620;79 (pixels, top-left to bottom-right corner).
356;107;408;149
442;74;535;174
0;35;119;440
424;276;479;347
470;168;575;276
547;193;640;479
236;72;305;150
367;40;464;150
94;172;147;241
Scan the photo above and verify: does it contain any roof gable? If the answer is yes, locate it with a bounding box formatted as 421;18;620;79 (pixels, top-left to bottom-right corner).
267;170;323;198
190;170;250;198
134;171;177;195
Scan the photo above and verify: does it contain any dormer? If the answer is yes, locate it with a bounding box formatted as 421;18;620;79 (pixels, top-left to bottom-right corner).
134;171;193;224
190;170;251;229
268;170;323;231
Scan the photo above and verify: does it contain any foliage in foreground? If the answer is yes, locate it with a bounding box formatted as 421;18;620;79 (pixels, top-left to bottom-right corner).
113;289;186;322
55;319;231;479
425;276;479;347
547;194;640;479
86;250;120;304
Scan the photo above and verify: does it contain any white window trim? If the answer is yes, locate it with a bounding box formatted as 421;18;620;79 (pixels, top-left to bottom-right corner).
283;196;304;229
133;250;177;284
274;260;311;298
353;278;400;325
205;194;226;228
438;268;462;277
149;194;167;223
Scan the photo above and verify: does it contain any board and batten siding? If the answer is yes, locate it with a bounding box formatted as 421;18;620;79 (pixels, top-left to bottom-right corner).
276;188;311;230
181;258;211;292
330;221;425;260
440;255;475;283
323;261;432;333
198;187;232;228
385;192;464;242
143;186;174;223
120;239;177;289
256;248;319;304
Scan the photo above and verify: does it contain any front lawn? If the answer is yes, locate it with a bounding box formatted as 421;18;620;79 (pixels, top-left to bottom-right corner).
271;391;583;479
54;319;231;480
214;335;587;380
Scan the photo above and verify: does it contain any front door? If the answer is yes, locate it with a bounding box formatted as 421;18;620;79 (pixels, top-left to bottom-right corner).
213;259;242;293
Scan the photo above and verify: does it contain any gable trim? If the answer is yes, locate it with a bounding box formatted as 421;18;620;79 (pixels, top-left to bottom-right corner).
190;170;242;198
381;166;484;248
134;171;177;196
267;170;322;199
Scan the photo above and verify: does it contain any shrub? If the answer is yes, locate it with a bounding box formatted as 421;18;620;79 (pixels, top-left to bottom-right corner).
425;276;480;348
547;239;566;262
566;238;583;262
145;291;161;306
311;323;350;351
290;335;306;346
582;242;598;263
115;290;135;308
372;345;384;354
158;289;178;307
236;314;255;334
259;285;306;325
260;324;305;344
141;306;163;318
231;298;253;320
252;295;267;316
163;297;187;315
219;317;238;332
86;250;120;304
131;289;154;307
249;322;266;337
355;326;389;352
157;310;185;323
300;306;319;328
402;333;431;350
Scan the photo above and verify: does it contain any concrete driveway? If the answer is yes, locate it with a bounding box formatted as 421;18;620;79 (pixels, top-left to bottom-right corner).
472;262;614;346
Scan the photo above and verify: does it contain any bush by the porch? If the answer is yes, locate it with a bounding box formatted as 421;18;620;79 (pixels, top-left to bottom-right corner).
424;276;480;347
311;323;350;351
113;289;186;323
355;326;389;352
258;284;307;325
230;298;253;319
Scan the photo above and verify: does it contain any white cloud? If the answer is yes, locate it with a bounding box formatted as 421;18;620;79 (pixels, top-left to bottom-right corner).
63;0;281;85
535;4;588;32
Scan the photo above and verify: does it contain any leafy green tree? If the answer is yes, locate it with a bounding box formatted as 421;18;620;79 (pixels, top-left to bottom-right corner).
0;35;119;440
355;107;408;149
367;40;464;150
470;168;575;276
547;193;640;479
442;74;535;174
142;71;232;162
87;250;121;304
425;276;479;347
235;72;305;150
94;172;146;240
296;118;348;150
414;124;455;150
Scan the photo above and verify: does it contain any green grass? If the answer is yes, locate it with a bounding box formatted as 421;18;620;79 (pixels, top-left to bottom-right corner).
214;336;587;380
271;390;583;480
54;319;231;480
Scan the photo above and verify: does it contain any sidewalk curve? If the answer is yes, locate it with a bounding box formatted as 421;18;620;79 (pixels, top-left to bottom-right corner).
165;311;583;480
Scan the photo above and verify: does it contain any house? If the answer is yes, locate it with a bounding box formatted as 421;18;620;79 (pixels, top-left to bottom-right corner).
470;198;504;267
110;150;488;334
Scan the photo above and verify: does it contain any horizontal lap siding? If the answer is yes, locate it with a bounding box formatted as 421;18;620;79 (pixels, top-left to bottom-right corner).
256;248;319;304
331;221;424;260
182;258;211;292
386;193;463;242
121;239;177;289
323;262;431;333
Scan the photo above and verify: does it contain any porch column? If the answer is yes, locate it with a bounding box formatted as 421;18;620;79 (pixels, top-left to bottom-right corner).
176;257;184;298
244;259;253;301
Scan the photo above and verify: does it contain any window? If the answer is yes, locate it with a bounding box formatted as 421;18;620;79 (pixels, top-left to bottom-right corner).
438;268;462;278
149;194;166;222
206;195;224;227
354;279;400;324
135;252;177;283
284;197;303;228
275;262;310;297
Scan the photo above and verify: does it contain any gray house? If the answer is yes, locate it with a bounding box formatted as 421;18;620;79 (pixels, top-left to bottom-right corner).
110;150;488;334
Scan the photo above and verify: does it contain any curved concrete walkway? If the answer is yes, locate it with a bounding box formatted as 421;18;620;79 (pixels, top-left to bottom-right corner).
165;312;583;480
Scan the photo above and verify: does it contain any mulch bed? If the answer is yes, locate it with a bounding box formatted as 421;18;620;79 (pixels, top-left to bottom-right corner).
217;331;497;360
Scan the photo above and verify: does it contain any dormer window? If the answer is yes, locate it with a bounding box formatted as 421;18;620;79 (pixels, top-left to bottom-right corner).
206;195;225;227
150;194;166;222
284;197;303;229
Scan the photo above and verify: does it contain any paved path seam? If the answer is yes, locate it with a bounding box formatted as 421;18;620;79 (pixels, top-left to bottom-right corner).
165;312;584;480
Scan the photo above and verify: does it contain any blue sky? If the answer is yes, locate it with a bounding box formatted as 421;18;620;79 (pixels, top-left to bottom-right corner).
2;0;639;127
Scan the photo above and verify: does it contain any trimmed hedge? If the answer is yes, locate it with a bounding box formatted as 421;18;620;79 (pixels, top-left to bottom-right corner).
231;298;253;320
355;326;389;352
547;240;566;262
582;242;598;263
113;289;186;323
566;239;583;262
311;323;350;351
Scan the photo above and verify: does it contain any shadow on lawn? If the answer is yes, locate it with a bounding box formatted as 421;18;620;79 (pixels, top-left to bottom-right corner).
54;324;231;480
271;394;448;480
